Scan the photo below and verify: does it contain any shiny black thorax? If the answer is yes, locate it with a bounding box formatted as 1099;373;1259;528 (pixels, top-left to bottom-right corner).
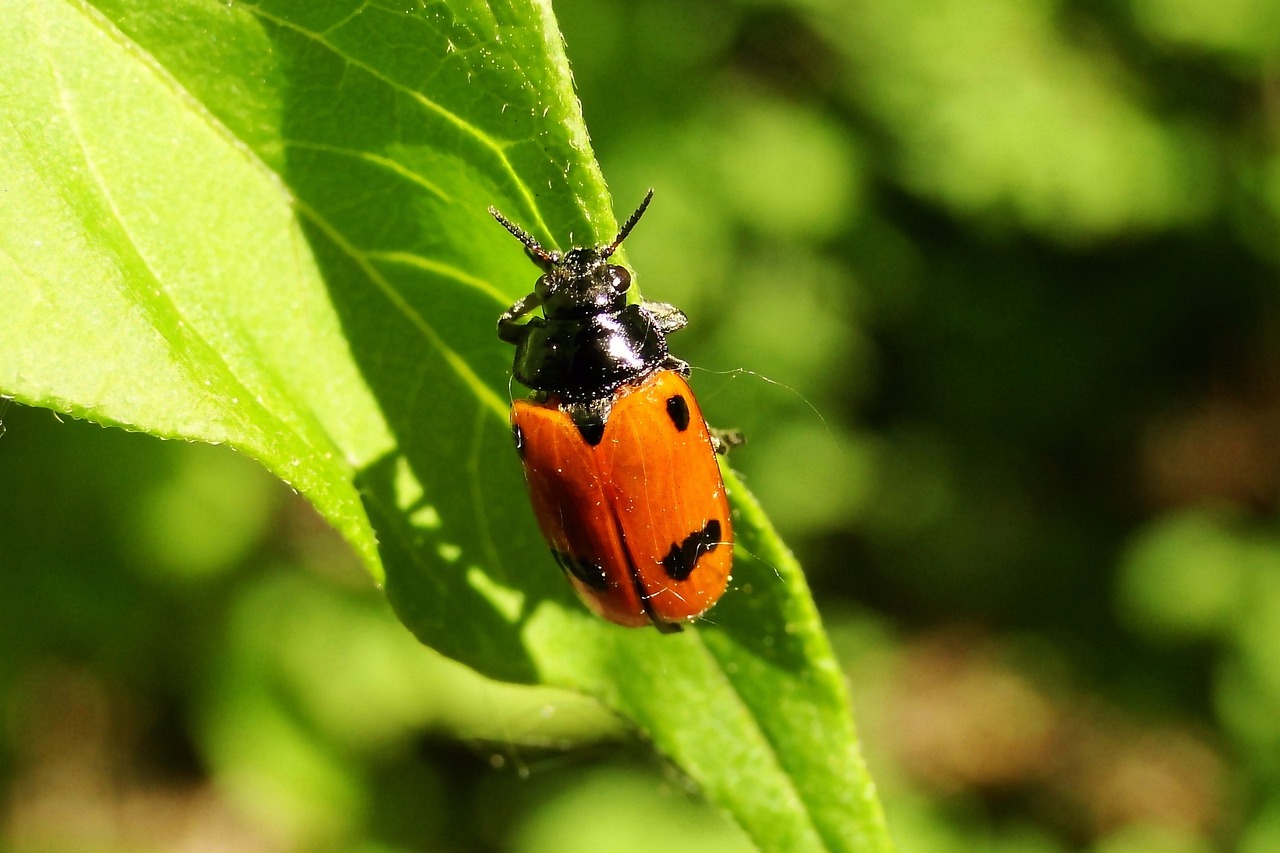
505;251;671;402
491;195;689;436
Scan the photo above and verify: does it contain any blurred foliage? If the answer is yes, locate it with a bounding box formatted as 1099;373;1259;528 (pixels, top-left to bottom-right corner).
4;0;1280;850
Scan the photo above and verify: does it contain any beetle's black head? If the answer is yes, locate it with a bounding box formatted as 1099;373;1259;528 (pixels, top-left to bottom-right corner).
533;246;630;319
490;191;654;320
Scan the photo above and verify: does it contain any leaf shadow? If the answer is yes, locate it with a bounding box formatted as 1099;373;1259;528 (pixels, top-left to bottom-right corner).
264;12;593;684
264;3;818;690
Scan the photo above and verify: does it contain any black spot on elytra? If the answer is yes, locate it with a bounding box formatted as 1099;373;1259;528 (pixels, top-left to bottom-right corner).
512;424;525;458
666;394;690;432
551;548;608;590
575;418;605;446
661;518;721;581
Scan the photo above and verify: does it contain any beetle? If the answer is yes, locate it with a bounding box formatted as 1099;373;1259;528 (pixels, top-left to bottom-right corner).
491;191;736;632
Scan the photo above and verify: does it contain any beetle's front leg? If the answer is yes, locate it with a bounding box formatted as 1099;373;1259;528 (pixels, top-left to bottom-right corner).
498;291;542;343
642;301;688;335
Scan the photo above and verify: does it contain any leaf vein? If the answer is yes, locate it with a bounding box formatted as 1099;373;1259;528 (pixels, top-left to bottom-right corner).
365;250;507;304
282;139;452;202
35;0;357;490
295;200;508;421
243;3;555;242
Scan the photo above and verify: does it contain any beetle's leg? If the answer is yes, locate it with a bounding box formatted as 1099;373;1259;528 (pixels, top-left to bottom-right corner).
497;291;542;343
662;355;691;377
710;428;745;455
642;301;688;334
647;302;690;377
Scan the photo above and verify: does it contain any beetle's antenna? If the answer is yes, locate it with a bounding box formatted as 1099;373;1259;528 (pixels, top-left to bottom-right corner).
489;206;556;266
603;189;654;257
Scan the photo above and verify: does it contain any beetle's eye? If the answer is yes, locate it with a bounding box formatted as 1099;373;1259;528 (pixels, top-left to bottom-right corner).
610;266;631;292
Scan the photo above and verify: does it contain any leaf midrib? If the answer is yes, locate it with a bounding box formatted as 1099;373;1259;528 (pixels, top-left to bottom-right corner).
688;627;833;852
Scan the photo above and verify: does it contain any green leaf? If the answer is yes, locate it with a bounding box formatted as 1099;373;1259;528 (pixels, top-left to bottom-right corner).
0;1;892;850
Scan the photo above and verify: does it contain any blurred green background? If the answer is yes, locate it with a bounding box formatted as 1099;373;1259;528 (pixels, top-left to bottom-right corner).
5;0;1280;849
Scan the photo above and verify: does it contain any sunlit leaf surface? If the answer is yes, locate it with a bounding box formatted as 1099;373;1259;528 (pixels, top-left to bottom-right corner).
0;1;890;849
